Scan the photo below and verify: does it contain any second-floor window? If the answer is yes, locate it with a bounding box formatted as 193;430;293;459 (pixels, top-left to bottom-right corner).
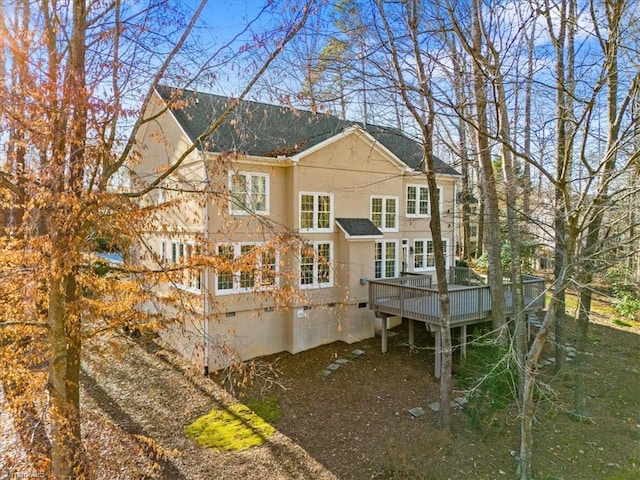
215;243;278;294
406;185;441;217
300;241;333;288
371;196;398;231
300;193;333;232
230;172;269;215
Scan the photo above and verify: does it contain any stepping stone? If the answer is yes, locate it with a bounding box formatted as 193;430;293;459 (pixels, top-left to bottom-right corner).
327;363;341;371
335;358;349;365
454;396;469;407
352;349;365;357
320;369;332;377
428;402;440;412
408;407;425;418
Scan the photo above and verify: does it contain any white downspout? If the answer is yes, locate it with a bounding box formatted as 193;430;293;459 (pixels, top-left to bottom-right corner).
202;156;210;375
453;180;457;271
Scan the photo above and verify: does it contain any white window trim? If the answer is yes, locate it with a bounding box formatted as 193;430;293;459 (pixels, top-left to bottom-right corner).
160;239;167;265
370;195;399;232
167;239;202;294
406;185;442;218
375;239;398;279
299;241;334;289
413;238;449;271
214;242;280;295
299;192;334;233
229;171;270;216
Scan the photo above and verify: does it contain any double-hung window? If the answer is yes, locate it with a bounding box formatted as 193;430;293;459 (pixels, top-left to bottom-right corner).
230;172;269;215
300;241;333;289
406;185;441;217
167;239;202;293
375;240;398;279
371;196;398;231
183;244;202;291
300;193;333;232
414;239;448;270
215;243;279;294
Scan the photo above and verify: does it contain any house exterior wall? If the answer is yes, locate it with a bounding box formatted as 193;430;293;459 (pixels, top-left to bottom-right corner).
133;103;459;372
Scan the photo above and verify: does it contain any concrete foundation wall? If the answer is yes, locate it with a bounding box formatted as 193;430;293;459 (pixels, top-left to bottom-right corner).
154;299;379;372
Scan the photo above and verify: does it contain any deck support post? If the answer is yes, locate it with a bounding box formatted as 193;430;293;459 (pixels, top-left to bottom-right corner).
380;315;388;354
460;324;467;359
408;318;414;347
434;329;441;379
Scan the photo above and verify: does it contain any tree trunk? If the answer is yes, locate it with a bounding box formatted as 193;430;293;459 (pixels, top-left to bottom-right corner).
48;265;82;478
476;180;485;259
65;273;82;449
551;0;576;375
493;65;526;389
453;51;473;261
518;295;563;479
470;0;506;340
574;0;623;416
574;290;590;418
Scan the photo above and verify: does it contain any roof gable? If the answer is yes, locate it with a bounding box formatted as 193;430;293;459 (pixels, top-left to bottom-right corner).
156;85;459;176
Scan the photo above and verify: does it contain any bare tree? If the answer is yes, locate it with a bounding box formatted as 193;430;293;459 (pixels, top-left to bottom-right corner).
446;0;508;339
573;0;640;419
372;0;454;431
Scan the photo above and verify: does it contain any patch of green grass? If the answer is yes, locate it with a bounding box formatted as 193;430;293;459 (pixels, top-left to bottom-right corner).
604;473;640;480
246;395;281;423
184;404;276;451
612;318;634;328
600;456;640;480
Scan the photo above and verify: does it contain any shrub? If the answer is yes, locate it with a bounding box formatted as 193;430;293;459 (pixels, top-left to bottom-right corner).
455;339;518;432
614;293;640;321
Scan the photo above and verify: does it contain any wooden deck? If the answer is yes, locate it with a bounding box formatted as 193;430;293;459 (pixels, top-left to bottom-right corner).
368;270;546;377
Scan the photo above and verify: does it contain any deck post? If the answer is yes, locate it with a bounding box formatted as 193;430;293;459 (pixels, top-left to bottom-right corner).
408;318;414;347
434;329;441;379
380;315;388;354
460;324;467;359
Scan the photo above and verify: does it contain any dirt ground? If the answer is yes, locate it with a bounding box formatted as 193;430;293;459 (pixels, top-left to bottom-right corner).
70;309;640;480
229;317;640;480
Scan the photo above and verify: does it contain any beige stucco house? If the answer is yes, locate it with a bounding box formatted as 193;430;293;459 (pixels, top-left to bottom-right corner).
130;86;460;372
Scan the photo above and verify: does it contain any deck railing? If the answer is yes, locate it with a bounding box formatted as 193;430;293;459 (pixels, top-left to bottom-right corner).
369;272;546;327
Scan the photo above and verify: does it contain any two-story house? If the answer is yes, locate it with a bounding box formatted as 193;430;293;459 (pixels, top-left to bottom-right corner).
131;86;460;372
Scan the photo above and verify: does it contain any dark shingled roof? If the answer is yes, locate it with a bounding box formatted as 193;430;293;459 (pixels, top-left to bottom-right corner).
335;218;383;238
156;85;460;176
